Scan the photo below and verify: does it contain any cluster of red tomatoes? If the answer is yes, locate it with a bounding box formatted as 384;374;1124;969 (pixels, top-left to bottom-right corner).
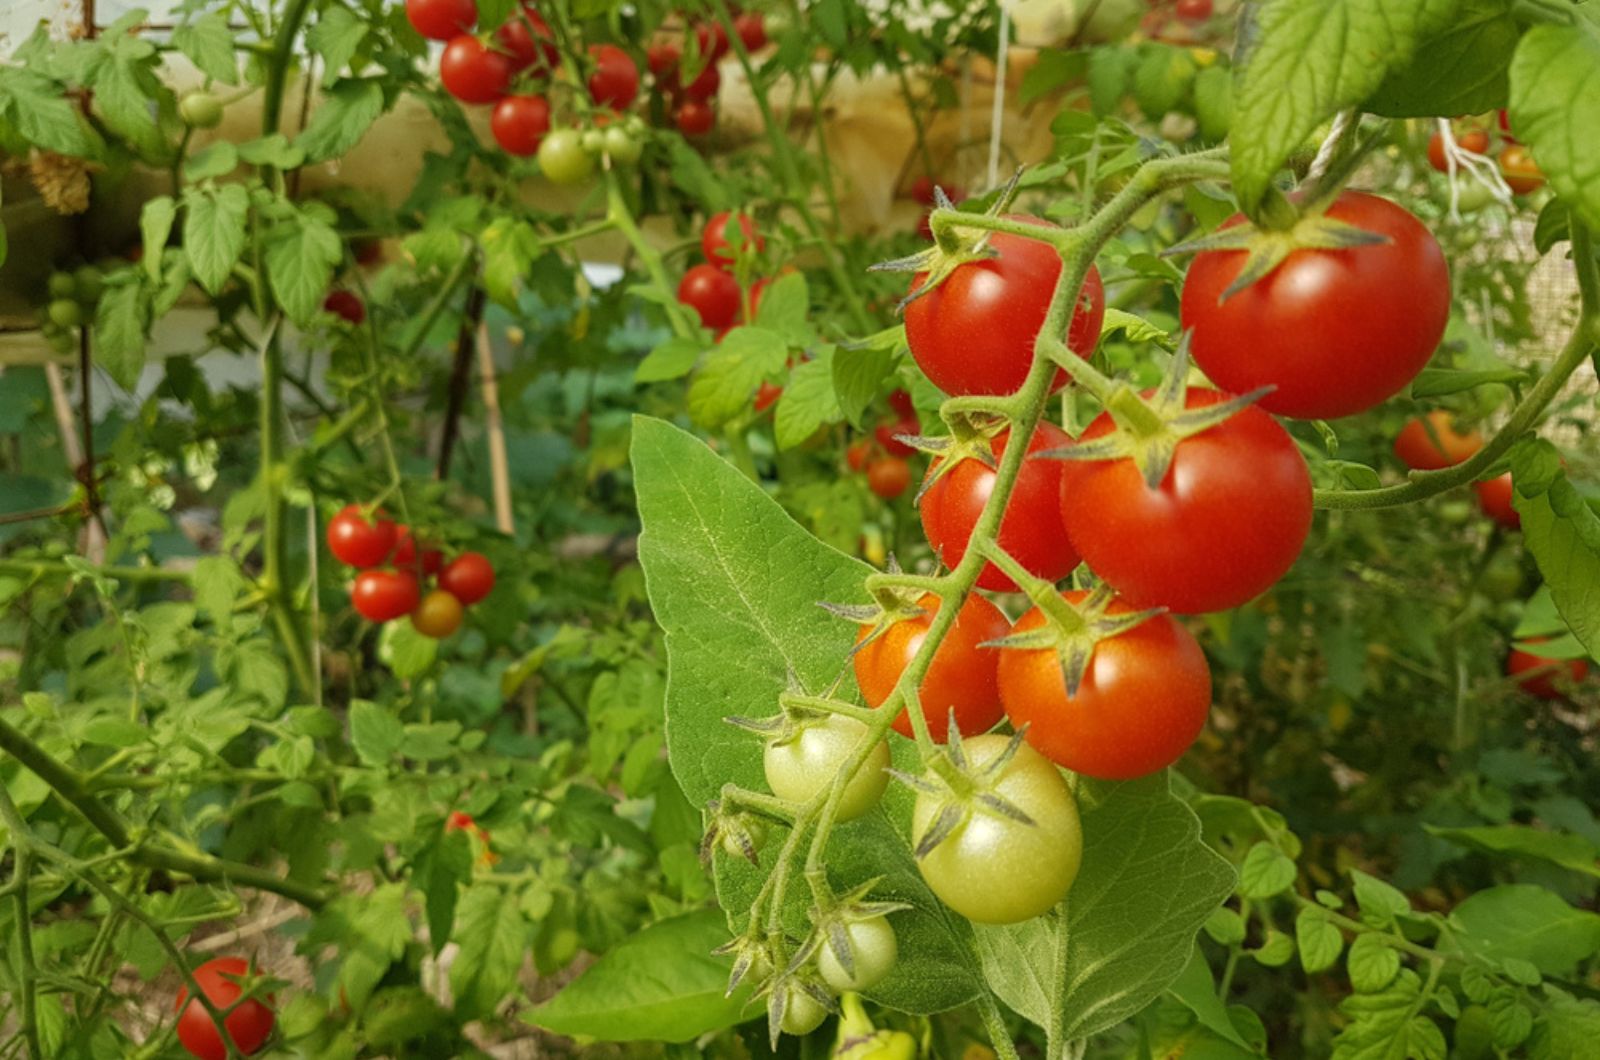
325;505;495;638
645;10;767;138
1427;111;1544;196
844;390;921;500
173;957;275;1059
676;210;770;337
1392;411;1517;528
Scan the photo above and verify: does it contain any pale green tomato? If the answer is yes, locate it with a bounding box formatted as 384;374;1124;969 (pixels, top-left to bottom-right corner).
602;125;643;165
911;735;1083;924
816;916;897;992
763;714;889;821
178;91;223;129
538;130;594;184
778;984;827;1036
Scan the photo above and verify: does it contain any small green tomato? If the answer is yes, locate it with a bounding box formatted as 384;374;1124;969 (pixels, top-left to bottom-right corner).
763;713;889;821
602;125;643;165
537;129;594;185
816;916;897;992
178;90;224;129
47;299;82;329
778;983;828;1036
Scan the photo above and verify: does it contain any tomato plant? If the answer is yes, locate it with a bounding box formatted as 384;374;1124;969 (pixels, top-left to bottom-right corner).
439;34;512;104
677;264;741;329
490;94;551;157
1394;410;1482;470
326;504;396;568
174;957;275;1060
1508;640;1589;700
438;551;495;605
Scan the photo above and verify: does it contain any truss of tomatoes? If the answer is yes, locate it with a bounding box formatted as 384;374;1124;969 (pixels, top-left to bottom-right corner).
1426;111;1544;195
325;505;495;638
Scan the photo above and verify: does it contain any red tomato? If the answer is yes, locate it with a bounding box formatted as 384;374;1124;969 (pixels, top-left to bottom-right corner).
1174;0;1212;22
997;591;1212;780
1475;473;1520;529
921;423;1081;593
352;239;382;266
675;100;715;137
411;589;465;638
681;58;721;102
406;0;475;41
440;35;512;104
647;41;680;78
439;551;495;605
695;21;730;62
904;217;1105;396
1394;411;1482;470
588;45;639;109
490;94;551;156
390;527;443;575
888;389;916;419
323;290;365;325
735;12;767;50
1058;389;1312;614
326;504;396;568
1499;145;1545;195
351;569;421;623
1497;108;1516;141
1180;191;1449;420
494;7;558;72
754;380;782;412
175;956;275;1060
875;418;918;458
1427;128;1489;172
908;176;937;206
846;439;873;472
702;212;762;267
854;592;1010;741
677;264;741;329
868;457;911;499
445;810;476;832
1508;639;1589;700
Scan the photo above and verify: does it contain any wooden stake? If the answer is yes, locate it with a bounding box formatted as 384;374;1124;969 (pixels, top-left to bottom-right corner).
475;322;514;535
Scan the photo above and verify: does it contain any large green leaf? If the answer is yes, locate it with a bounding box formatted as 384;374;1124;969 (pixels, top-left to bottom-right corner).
773;352;840;451
1427;823;1600;878
1366;0;1515;117
1516;467;1600;661
449;885;527;1019
307;5;368;88
182;183;250;295
524;910;756;1042
171;12;239;85
970;774;1235;1041
1450;885;1600;976
265;209;344;325
1230;0;1458;212
92;278;149;391
296;79;385;163
0;68;91;155
1510;24;1600;234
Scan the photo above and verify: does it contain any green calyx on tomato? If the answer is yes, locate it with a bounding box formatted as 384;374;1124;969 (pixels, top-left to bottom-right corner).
870;168;1036;306
803;880;909;994
700;797;772;864
769;976;833;1041
713;929;777;996
979;581;1164;696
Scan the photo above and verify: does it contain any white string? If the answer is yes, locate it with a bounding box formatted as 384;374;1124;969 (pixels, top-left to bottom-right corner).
1305;109;1355;184
987;3;1009;192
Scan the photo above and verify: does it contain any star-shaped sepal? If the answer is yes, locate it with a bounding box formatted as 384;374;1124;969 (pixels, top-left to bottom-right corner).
978;582;1164;697
867;170;1028;313
892;727;1045;858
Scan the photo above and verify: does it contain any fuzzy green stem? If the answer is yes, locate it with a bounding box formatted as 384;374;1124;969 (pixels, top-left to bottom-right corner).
605;171;695;337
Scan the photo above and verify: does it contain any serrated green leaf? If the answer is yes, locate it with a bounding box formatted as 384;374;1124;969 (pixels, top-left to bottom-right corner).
1204;907;1246;947
1366;0;1514;117
1409;365;1527;398
635;337;704;383
449;885;527;1019
91;34;164;154
1451;885;1600;976
1351;869;1411;925
184;141;238;182
830;343;895;428
1252;929;1295;968
93;280;148;391
349;700;404;766
297;79;385;164
1166;949;1256;1050
1346;932;1401;993
480;218;543;309
753;271;810;346
308;5;368;87
686;329;788;429
1429;822;1600;877
139;196;175;283
0;68;92;155
172;13;239;85
182;183;250;294
773;353;840;450
1509;24;1600;232
1517;474;1600;664
1530;988;1600;1060
237;133;306;169
265;210;343;325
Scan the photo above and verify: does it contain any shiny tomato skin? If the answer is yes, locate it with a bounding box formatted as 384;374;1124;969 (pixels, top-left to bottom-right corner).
439;551;495;605
998;591;1212;780
411;589;465;638
1499;145;1545;195
867;456;911;499
1475;473;1520;529
175;956;275;1060
490;94;551;156
1393;411;1482;470
406;0;475;41
1508;641;1589;700
912;735;1082;923
675;99;715;137
494;7;558;72
1180;191;1450;420
1428;128;1489;171
351;570;421;623
323;291;365;324
1175;0;1212;21
920;423;1080;593
588;45;639;109
440;35;512;104
702;212;762;267
764;713;889;821
677;264;741;329
647;41;680;77
904;217;1104;396
1058;389;1312;614
326;504;396;568
854;592;1010;741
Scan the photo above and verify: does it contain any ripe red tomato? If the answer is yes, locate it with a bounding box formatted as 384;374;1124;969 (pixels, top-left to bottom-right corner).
588;45;639;109
326;504;396;568
702;212;762;267
411;589;465;638
1508;639;1589;700
888;389;916;419
1394;411;1482;470
445;810;476;832
175;956;275;1060
323;290;365;325
675;99;715;137
754;380;782;412
875;418;918;457
735;12;767;51
390;527;443;575
853;592;1010;741
920;423;1080;593
494;7;558;72
647;41;680;78
1180;191;1449;420
1499;144;1545;195
1475;472;1520;529
867;456;911;499
695;22;730;62
1058;389;1312;614
490;94;550;156
440;35;512;104
904;217;1105;396
908;176;965;207
998;591;1212;779
846;439;873;472
405;0;475;41
681;58;721;102
351;570;421;623
1497;108;1516;141
439;551;495;605
677;264;741;329
1427;128;1489;171
1175;0;1212;21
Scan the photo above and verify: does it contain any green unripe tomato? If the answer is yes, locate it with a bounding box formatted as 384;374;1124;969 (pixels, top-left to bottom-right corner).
48;272;76;299
178;91;224;129
580;128;605;154
1132;44;1197;122
816;916;897;993
537;129;594;185
1437;500;1473;525
602;125;643;165
73;265;104;304
763;713;889;821
624;115;646;137
1450;179;1497;215
778;984;827;1036
47;299;82;329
